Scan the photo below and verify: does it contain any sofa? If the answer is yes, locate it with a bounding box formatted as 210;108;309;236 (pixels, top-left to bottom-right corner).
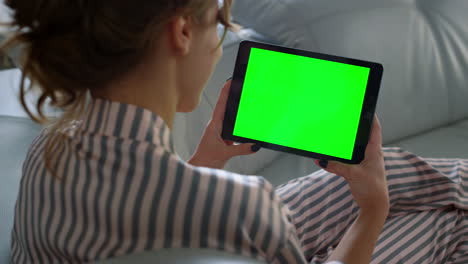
174;0;468;186
1;0;468;263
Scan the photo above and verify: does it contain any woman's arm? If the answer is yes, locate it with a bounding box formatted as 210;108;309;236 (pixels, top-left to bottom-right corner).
326;208;388;264
318;116;389;264
188;80;256;169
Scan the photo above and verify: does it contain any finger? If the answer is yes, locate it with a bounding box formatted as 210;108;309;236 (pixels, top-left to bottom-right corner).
228;143;257;156
315;159;350;179
212;79;232;124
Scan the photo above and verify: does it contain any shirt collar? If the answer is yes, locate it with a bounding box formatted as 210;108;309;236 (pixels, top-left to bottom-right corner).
79;98;175;153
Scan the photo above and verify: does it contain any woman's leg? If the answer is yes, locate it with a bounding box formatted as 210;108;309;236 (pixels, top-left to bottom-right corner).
275;147;468;263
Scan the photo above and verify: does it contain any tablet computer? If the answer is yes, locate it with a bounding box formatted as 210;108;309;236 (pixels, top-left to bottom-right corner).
222;41;384;164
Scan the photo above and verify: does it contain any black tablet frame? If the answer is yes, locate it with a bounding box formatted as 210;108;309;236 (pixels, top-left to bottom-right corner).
221;40;384;164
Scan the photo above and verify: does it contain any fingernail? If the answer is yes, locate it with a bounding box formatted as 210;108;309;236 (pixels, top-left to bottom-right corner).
319;160;328;169
251;144;261;152
226;76;233;82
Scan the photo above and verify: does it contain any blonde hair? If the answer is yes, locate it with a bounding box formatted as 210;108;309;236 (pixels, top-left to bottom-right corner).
1;0;234;177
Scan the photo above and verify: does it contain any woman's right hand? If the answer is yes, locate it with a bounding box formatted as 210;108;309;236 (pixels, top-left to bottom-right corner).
315;115;389;215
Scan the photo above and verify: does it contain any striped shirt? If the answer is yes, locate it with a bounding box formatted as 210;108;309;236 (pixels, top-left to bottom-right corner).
13;97;467;263
11;98;310;263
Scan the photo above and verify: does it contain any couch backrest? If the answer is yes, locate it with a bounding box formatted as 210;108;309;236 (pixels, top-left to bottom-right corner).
232;0;468;143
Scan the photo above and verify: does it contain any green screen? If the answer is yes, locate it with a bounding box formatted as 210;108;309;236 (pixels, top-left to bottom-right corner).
233;48;370;160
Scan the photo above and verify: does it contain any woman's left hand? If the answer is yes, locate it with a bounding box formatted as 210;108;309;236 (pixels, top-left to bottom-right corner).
188;79;258;169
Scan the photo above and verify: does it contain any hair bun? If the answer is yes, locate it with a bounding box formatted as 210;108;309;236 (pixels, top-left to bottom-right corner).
6;0;83;35
5;0;36;29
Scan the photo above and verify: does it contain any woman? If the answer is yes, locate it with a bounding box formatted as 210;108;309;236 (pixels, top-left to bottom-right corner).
3;0;467;263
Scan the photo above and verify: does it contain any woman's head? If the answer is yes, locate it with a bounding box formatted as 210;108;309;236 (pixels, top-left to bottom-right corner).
2;0;234;177
3;0;234;123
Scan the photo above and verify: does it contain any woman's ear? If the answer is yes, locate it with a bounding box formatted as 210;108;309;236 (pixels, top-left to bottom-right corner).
168;15;194;56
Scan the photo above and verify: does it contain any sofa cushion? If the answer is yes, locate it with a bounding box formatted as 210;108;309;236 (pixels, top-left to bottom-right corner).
232;0;468;144
393;118;468;159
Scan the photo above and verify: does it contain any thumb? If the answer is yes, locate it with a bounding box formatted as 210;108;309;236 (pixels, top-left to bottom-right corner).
228;143;257;157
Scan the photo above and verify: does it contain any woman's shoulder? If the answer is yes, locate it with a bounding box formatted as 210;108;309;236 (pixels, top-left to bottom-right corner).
22;128;50;162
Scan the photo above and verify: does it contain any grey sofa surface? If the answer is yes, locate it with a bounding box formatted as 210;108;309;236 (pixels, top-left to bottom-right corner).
393;118;468;159
98;248;266;264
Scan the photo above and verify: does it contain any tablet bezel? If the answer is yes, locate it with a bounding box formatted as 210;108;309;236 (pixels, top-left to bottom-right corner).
221;40;383;164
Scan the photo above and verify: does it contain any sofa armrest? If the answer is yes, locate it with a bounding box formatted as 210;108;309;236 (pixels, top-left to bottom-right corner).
98;248;266;264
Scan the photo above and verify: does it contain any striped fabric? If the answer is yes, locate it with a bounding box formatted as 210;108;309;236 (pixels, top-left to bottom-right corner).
276;149;468;263
11;99;306;264
11;98;468;263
